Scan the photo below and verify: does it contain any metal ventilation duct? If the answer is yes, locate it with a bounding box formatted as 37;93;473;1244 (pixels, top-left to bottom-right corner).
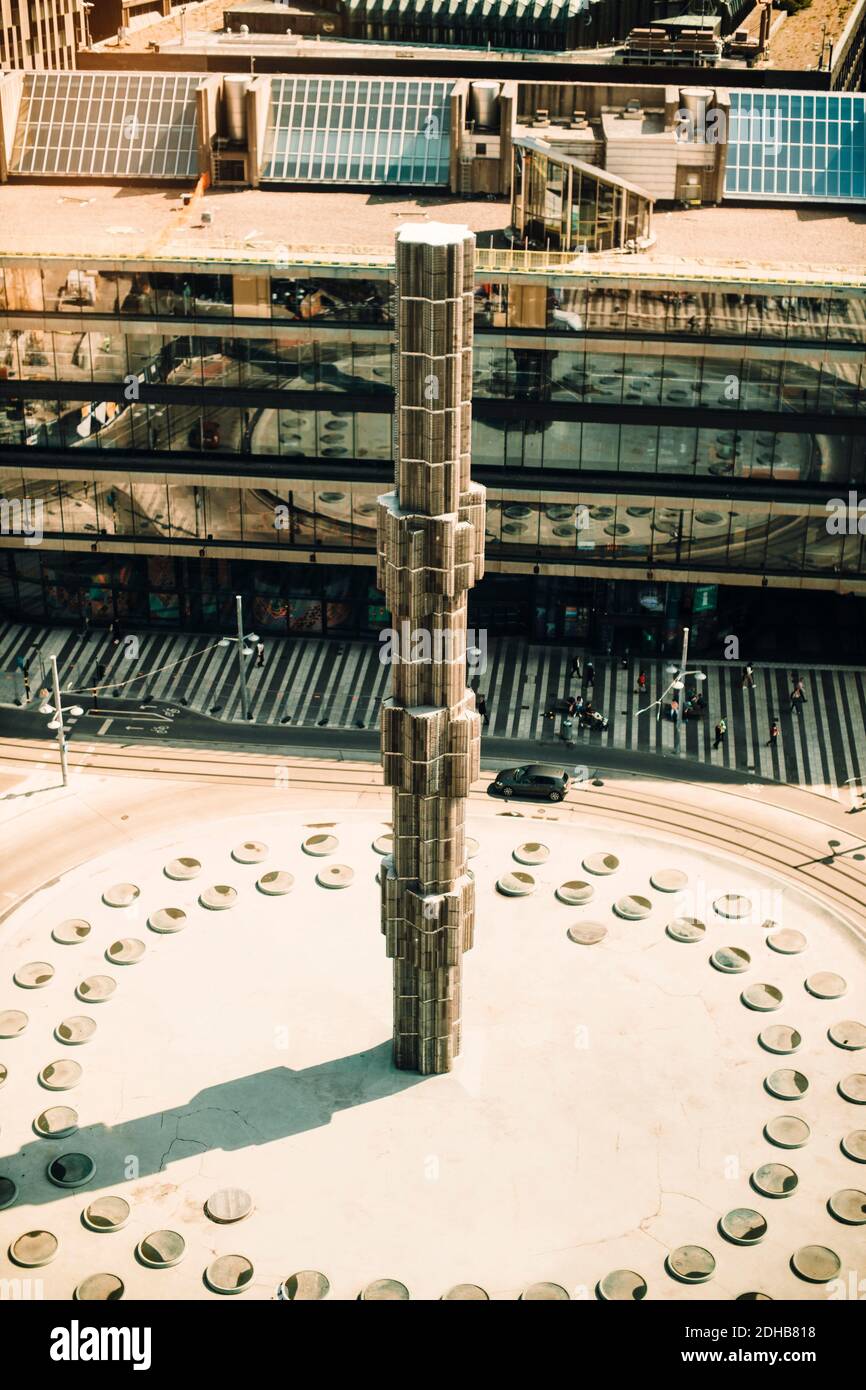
223;75;249;144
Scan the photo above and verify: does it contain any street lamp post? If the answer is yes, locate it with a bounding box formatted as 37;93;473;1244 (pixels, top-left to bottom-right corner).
50;654;69;787
41;656;84;787
235;594;250;723
217;597;257;721
642;626;705;751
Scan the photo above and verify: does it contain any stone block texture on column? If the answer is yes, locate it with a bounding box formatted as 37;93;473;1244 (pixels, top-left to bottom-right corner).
377;223;486;1075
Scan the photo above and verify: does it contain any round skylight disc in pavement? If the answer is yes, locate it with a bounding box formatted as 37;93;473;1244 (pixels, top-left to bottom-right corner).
205;1188;253;1224
597;1270;647;1301
303;834;338;857
839;1074;866;1103
665;1246;715;1283
106;938;145;966
10;1230;58;1267
200;885;238;910
317;865;354;889
496;872;535;897
736;1292;773;1301
742;983;783;1012
765;1115;810;1148
441;1284;489;1300
257;871;294;896
465;837;480;858
232;841;268;864
767;929;807;955
714;894;752;920
165;857;201;880
76;975;116;1004
102;883;140;908
205;1254;254;1294
805;972;847;1000
0;1062;6;1087
828;1020;866;1050
279;1270;330;1301
711;947;750;974
759;1025;802;1054
791;1246;841;1283
667;917;705;943
765;1069;809;1101
137;1231;186;1268
567;922;607;946
35;1106;78;1139
0;1010;28;1038
650;869;688;893
83;1196;131;1232
614;895;653;920
14;961;54;989
827;1189;866;1224
149;907;187;934
52;919;91;945
513;842;549;865
842;1130;866;1162
521;1282;570;1300
556;880;594;905
371;834;393;855
752;1163;798;1198
583;853;619;876
55;1016;96;1046
0;1177;18;1210
39;1059;82;1091
720;1209;767;1245
362;1279;410;1300
48;1153;95;1189
75;1274;124;1301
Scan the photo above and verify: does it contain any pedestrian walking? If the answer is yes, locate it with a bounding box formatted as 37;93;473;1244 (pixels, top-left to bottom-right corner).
110;619;121;647
636;670;647;694
766;719;780;748
742;664;755;689
255;640;265;669
93;661;106;714
713;717;727;750
670;697;680;724
569;652;581;679
790;685;806;717
23;664;31;703
476;692;489;727
585;661;595;690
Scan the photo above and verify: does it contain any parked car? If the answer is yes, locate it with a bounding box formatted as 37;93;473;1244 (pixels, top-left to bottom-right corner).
489;764;571;802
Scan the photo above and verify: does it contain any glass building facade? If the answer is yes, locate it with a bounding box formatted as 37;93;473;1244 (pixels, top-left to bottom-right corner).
1;252;864;656
513;139;653;253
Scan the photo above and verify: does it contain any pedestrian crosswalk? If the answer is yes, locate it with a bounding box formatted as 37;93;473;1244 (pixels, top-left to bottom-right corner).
1;620;865;797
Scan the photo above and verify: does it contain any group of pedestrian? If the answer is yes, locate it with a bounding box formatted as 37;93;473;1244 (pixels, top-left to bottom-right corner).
569;654;594;690
713;665;809;754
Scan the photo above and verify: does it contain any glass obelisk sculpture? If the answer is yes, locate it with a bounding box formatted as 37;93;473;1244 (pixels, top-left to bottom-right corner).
377;224;486;1074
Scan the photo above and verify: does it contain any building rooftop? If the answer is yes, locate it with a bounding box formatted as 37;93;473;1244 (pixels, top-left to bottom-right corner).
0;183;864;284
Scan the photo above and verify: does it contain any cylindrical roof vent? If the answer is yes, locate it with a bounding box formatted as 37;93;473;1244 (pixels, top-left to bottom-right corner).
469;81;501;132
223;74;249;144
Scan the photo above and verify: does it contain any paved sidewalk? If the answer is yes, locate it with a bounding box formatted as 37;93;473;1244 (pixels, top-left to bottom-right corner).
1;620;864;795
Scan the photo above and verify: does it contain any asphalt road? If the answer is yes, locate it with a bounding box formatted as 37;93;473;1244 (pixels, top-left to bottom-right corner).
0;695;774;787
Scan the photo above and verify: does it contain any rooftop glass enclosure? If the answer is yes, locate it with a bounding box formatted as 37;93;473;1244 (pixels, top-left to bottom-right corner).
512;137;653;254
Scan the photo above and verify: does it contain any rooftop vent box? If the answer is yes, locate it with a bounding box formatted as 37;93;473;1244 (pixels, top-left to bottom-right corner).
735;28;748;40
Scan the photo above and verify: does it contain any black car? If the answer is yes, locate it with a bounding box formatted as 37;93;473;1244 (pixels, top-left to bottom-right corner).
489;764;571;802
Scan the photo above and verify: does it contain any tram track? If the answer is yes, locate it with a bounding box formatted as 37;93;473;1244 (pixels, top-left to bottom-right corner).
3;736;865;937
